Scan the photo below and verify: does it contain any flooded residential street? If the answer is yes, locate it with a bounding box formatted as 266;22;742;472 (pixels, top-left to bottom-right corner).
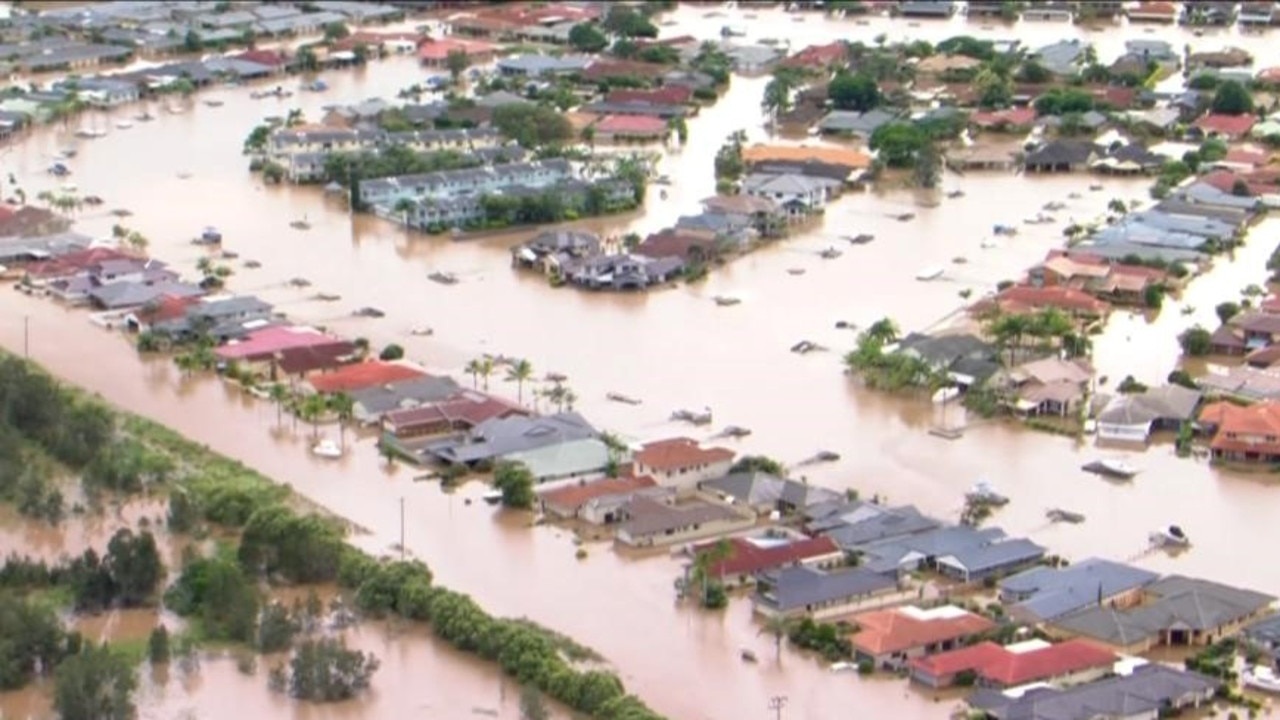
3;6;1280;719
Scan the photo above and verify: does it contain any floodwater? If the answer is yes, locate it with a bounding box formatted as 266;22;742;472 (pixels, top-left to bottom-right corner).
1;6;1280;719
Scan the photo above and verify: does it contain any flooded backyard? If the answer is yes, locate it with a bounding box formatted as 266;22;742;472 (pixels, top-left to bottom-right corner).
2;5;1280;719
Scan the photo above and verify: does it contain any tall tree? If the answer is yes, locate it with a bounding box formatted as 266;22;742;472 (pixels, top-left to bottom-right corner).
54;644;137;720
507;359;534;404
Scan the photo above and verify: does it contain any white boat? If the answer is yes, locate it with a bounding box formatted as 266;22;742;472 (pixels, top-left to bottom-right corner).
1243;666;1280;693
115;120;133;129
311;439;343;459
966;480;1009;506
481;489;503;505
73;128;106;139
1082;459;1138;479
980;239;1001;249
916;266;945;281
830;661;857;673
932;386;959;404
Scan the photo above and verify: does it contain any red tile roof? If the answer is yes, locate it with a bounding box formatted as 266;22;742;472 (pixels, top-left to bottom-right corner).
1201;400;1280;456
780;41;847;69
539;475;658;513
308;361;426;394
276;343;358;376
595;114;668;136
1201;169;1271;197
910;639;1116;687
851;607;995;656
382;391;527;431
1129;1;1178;17
1092;85;1137;110
634;437;734;471
1196;113;1257;139
234;49;286;67
1261;295;1280;314
26;247;130;279
416;38;497;62
215;326;350;362
129;294;199;325
986;285;1110;316
635;228;717;262
692;536;841;579
1258;67;1280;84
605;86;693;106
1224;148;1269;167
971;107;1037;128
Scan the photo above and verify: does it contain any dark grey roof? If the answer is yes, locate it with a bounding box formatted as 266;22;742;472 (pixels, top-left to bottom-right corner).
89;281;203;310
1025;140;1100;166
814;503;941;549
1097;385;1202;426
897;332;995;367
618;497;741;538
427;412;597;464
969;664;1219;720
581;101;688;119
349;376;462;417
898;1;956;17
756;566;896;612
1245;612;1280;645
1002;558;1160;622
188;296;271;321
701;472;841;509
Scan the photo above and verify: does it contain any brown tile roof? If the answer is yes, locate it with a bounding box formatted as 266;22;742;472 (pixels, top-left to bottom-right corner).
693;536;840;579
634;437;734;471
742;144;872;169
851;607;995;656
910;639;1116;687
383;391;527;430
308;361;426;394
539;475;657;513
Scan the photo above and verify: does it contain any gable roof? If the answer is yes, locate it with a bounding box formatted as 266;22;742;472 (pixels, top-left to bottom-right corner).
1096;386;1203;427
757;566;896;611
969;663;1218;720
851;606;994;655
634;437;734;471
309;361;427;394
700;472;842;509
692;534;841;579
539;475;658;513
912;639;1116;687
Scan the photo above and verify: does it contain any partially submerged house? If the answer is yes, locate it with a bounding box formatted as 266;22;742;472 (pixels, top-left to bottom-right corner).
993;358;1093;417
1095;385;1203;443
1198;399;1280;464
632;438;734;489
699;472;842;516
966;664;1218;720
752;565;911;620
1000;558;1160;625
424;412;598;467
688;532;844;587
614;495;753;548
910;638;1117;690
539;475;659;524
850;605;995;671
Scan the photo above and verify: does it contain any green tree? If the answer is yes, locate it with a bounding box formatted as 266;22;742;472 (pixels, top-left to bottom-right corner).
568;22;607;53
869;123;927;167
268;383;290;427
1180;326;1213;357
506;358;534;404
54;644;137;720
257;601;299;653
327;392;355;451
392;197;416;228
239;505;345;584
1211;80;1253;115
914;143;940;188
1216;301;1241;324
729;455;786;475
0;593;69;689
492;104;572;148
379;343;405;361
758;614;792;662
446;49;471;84
493;461;536;509
322;22;350;42
602;6;658;37
828;72;880;112
762;73;796;119
286;637;380;702
148;625;170;665
1015;60;1051;84
102;528;163;607
164;556;260;643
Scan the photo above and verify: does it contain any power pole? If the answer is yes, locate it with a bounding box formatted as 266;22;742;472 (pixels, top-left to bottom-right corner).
399;496;405;561
768;695;788;720
23;315;29;358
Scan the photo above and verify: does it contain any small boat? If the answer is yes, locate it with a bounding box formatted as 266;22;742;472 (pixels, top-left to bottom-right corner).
659;189;668;200
220;250;239;260
115;120;132;129
819;247;842;259
304;80;329;93
1024;213;1054;225
315;292;341;302
1046;508;1086;524
812;450;840;463
993;224;1018;236
1088;183;1103;192
410;327;434;337
1242;666;1280;694
204;99;224;107
671;408;713;425
946;190;965;199
1067;192;1082;199
916;266;945;281
720;425;752;439
353;306;385;318
83;195;102;205
740;649;758;663
311;439;343;459
790;340;826;354
482;490;503;506
290;219;311;230
1149;525;1190;549
892;213;915;222
966;481;1009;506
952;256;968;265
844;233;874;245
429;271;459;285
606;392;642;405
713;296;741;307
786;268;806;276
932;386;959;404
166;104;184;114
545;372;568;383
195;227;222;245
135;111;155;122
980;239;1000;249
830;662;857;673
243;259;262;269
48;163;70;176
74;128;106;139
1081;459;1138;480
1043;201;1067;211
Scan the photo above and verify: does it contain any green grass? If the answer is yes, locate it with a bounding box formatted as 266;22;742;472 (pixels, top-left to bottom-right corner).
28;585;74;612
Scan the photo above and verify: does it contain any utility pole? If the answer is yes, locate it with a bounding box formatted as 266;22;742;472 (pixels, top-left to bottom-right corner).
23;315;29;358
768;696;788;720
399;496;405;562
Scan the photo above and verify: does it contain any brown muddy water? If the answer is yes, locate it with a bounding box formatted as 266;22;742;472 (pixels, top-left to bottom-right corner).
2;6;1280;719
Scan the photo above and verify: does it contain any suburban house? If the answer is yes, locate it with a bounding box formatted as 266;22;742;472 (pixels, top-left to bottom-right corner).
1048;575;1274;654
416;38;498;67
816;108;898;139
979;285;1111;318
632;438;734;489
966;664;1218;720
698;472;842;516
150;295;276;343
911;638;1117;690
1210;311;1280;356
849;605;995;671
1192;113;1257;141
1198;399;1280;464
1028;251;1168;306
1197;365;1280;403
1029;40;1087;76
1023;140;1100;173
778;41;847;72
614;495;753;548
1128;1;1180;22
347;375;462;425
424;412;598;467
539;475;659;523
856;525;1046;582
591;115;669;143
894;332;1001;390
993;358;1093;417
1000;558;1160;625
688;532;844;588
501;437;612;484
124;295;201;334
213;326;355;369
752;565;911;620
381;391;528;441
742;173;839;216
808;502;941;550
1095;385;1203;443
307;361;426;394
1243;613;1280;668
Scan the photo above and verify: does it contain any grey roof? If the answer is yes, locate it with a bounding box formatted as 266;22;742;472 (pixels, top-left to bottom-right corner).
0;233;89;263
1073;240;1204;265
473;90;532;109
818;108;898;136
1152;199;1250;225
1096;385;1202;426
428;412;597;464
897;332;995;368
756;566;896;612
742;172;836;196
1025;140;1099;167
1002;558;1160;622
1244;612;1280;645
20;44;132;71
812;502;941;549
581;101;687;119
88;281;203;310
190;295;272;321
350;376;462;417
525;229;601;255
1178;181;1262;210
1032;39;1087;75
1054;575;1274;646
619;496;742;538
502;437;611;480
898;0;956;16
938;538;1045;577
496;54;592;76
969;664;1218;720
308;1;403;21
1125;39;1176;59
723;44;782;68
700;472;842;510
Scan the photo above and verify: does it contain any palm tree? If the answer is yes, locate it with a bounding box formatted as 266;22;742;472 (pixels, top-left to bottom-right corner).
285;108;305;127
299;393;327;439
598;431;627;462
327;392;355;450
690;538;734;607
478;356;494;391
464;359;482;389
35;190;53;207
757;614;792;663
126;230;148;256
268;383;290;427
195;256;213;276
507;358;534;404
562;388;578;412
865;317;899;344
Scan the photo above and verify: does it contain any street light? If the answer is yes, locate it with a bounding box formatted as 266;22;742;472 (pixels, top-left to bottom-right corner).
768;695;788;720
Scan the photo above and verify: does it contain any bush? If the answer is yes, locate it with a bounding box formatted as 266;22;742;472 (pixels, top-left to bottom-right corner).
285;637;380;702
379;344;405;361
164;556;260;643
1179;326;1213;357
